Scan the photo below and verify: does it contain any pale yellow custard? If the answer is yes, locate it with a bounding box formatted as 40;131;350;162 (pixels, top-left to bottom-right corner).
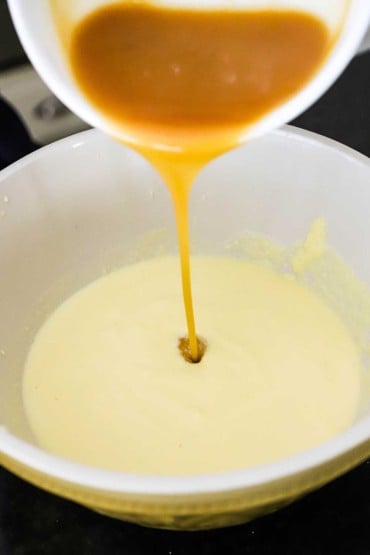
23;256;360;475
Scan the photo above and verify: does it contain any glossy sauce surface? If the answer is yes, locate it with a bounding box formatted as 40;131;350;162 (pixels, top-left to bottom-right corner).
70;5;330;143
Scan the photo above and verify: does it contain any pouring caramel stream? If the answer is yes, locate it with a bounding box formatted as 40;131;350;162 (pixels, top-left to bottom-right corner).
68;4;330;361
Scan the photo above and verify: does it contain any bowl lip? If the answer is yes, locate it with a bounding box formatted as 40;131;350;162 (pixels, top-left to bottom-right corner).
7;0;370;146
0;125;369;497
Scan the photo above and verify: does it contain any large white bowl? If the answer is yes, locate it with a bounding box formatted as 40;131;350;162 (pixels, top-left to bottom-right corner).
0;127;369;530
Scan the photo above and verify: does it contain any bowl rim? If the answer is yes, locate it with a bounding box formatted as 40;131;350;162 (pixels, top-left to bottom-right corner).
0;125;369;497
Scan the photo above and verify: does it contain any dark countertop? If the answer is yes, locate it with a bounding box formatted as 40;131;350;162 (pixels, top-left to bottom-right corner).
0;52;369;555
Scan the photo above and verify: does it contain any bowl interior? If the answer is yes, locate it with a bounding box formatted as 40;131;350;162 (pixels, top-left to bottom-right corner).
0;126;369;461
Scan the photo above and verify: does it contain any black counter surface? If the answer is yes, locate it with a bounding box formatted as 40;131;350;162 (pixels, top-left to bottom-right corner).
0;52;369;555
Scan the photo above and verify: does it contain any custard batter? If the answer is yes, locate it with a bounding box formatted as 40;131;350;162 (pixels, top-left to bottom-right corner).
23;256;360;475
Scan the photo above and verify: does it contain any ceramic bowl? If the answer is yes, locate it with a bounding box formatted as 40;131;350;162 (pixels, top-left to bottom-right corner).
0;127;369;530
8;0;370;145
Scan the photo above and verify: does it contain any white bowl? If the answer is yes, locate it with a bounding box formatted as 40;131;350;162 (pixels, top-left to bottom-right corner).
8;0;370;146
0;127;369;530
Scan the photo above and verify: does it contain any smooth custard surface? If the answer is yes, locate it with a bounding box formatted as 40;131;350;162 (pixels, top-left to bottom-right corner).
23;256;361;474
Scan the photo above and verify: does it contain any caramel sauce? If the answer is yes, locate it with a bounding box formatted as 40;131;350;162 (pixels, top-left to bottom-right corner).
69;4;330;361
178;335;207;363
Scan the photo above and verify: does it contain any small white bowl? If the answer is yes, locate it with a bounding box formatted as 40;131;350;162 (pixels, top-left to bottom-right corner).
0;127;369;530
7;0;370;145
